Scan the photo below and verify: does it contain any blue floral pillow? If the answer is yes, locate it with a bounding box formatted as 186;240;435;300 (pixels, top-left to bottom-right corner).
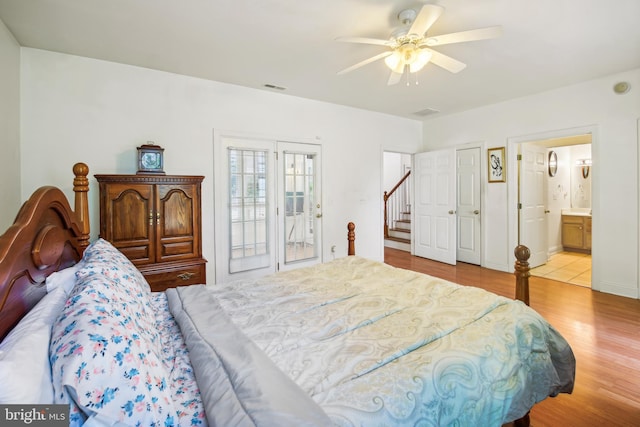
76;238;152;296
50;240;178;426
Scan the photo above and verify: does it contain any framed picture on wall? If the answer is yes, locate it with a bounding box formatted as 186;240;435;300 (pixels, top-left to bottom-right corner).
488;147;506;183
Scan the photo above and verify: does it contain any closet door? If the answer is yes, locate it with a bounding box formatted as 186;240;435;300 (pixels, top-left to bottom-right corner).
413;148;456;265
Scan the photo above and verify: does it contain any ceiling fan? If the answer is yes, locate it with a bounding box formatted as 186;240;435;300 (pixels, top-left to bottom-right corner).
336;4;502;85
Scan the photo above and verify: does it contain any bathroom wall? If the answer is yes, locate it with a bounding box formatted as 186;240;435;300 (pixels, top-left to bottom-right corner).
570;144;592;209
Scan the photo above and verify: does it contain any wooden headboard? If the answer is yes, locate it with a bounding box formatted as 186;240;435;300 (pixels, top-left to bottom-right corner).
0;163;90;341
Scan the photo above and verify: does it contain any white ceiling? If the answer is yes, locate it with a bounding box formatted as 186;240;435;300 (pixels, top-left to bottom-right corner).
1;0;639;120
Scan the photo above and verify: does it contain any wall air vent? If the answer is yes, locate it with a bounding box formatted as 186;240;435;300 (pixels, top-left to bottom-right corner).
264;83;287;91
412;108;440;117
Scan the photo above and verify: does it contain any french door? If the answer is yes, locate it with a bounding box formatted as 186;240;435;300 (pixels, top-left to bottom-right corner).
214;133;322;282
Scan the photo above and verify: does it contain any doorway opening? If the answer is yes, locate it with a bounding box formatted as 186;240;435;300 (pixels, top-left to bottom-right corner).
383;151;412;252
510;129;594;288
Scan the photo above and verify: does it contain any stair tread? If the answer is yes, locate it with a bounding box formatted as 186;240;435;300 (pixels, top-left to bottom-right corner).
385;236;410;244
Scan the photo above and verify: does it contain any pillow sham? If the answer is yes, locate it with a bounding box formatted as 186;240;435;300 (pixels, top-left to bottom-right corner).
45;262;83;295
76;238;151;296
0;286;68;404
50;273;176;426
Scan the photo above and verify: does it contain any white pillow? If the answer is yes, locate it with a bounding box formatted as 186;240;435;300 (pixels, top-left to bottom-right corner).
45;262;82;294
0;286;68;404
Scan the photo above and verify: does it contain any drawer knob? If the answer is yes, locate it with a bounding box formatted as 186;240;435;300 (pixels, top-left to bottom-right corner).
177;272;195;281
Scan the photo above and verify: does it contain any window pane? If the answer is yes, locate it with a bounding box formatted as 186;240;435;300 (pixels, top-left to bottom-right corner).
284;151;317;264
228;148;269;262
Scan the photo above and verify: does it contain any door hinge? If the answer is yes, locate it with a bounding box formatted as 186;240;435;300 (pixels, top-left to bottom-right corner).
275;152;278;160
518;203;522;209
517;154;522;161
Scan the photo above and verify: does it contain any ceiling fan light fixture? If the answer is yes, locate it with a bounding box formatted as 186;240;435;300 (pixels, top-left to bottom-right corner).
384;51;403;72
409;49;432;73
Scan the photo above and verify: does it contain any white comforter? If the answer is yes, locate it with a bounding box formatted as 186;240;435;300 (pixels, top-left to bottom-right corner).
169;256;575;426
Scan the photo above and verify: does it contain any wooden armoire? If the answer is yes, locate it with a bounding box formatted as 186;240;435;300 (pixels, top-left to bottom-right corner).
95;174;206;291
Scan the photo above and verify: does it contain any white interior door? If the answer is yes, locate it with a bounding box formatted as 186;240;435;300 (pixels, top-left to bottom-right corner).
519;143;548;268
277;141;322;272
413;149;457;265
456;147;481;264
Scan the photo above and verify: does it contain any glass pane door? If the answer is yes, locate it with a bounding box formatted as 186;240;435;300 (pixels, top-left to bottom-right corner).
214;134;321;282
229;148;269;270
279;142;322;270
284;151;316;263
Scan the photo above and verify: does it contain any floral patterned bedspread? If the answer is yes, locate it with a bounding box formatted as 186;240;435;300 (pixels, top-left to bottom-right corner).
204;256;575;426
151;292;207;426
49;237;207;426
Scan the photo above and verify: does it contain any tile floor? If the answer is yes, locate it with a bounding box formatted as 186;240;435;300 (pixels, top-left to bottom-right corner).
530;251;592;288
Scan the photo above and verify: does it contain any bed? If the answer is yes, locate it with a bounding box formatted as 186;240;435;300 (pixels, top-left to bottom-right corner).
0;163;575;427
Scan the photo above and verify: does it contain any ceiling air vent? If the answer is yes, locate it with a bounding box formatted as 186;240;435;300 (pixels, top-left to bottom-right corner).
264;83;287;91
412;108;440;117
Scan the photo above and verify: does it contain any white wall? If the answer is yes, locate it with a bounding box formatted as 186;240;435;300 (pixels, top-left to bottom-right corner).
0;18;20;231
422;68;640;299
19;48;423;281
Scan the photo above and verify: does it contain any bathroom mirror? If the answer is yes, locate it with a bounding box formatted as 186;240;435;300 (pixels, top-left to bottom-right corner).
548;151;558;177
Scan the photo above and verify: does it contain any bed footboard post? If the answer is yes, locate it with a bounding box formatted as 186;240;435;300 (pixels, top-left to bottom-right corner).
347;222;355;256
73;162;90;251
514;245;531;306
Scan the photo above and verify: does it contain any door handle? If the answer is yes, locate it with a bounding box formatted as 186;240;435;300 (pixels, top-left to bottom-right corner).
544;210;551;213
316;213;322;218
448;210;456;215
473;210;480;215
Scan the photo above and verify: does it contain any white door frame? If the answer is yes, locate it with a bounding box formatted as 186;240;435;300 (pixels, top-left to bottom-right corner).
507;124;598;275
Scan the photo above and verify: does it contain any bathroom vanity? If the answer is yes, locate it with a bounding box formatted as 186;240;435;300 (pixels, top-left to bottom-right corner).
561;209;592;253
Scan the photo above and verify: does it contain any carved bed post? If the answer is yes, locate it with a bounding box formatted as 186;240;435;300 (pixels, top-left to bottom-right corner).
347;222;355;256
514;245;531;306
73;162;90;250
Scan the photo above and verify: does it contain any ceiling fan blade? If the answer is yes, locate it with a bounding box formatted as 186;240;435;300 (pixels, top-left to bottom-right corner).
422;26;503;46
408;4;444;37
335;36;392;47
337;51;393;75
387;71;403;86
424;48;467;73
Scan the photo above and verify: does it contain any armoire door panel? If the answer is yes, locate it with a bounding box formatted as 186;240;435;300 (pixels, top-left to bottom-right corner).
160;241;195;257
157;186;195;238
102;184;154;263
156;184;200;262
118;245;151;264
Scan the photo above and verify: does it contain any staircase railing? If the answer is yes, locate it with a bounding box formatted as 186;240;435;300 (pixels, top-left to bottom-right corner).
384;170;411;238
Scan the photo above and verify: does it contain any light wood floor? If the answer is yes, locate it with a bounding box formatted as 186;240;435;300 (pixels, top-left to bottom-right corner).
531;251;592;288
384;247;640;426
